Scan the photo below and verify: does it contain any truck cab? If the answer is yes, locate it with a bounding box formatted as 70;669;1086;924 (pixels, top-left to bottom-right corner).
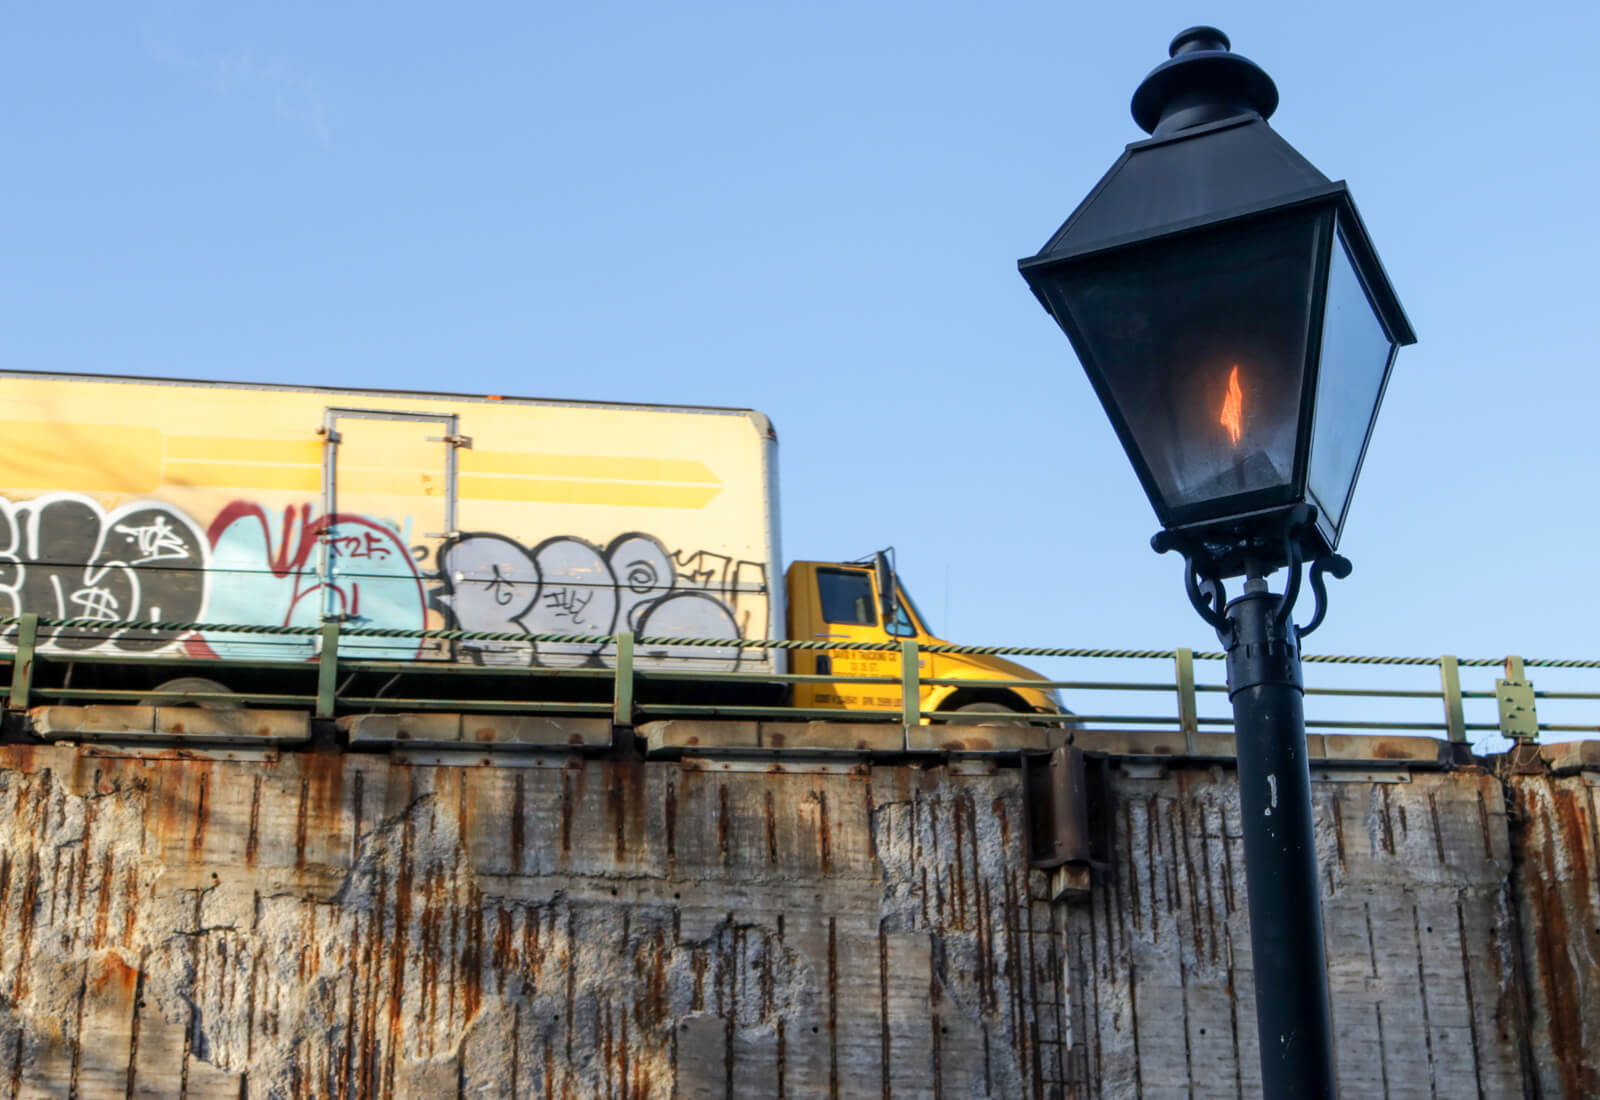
785;556;1063;721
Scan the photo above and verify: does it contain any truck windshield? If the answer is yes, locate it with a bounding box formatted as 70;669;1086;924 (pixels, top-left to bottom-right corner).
887;581;933;638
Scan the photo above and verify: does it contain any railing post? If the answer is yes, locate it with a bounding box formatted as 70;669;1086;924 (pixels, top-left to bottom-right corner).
1439;655;1466;743
1495;655;1539;743
613;631;635;726
316;620;340;719
1174;647;1198;754
7;614;38;712
900;640;921;730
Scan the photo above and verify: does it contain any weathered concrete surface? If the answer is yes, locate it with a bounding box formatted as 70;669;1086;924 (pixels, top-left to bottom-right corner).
0;734;1587;1097
1061;763;1532;1099
33;705;311;743
0;744;1063;1097
1508;759;1600;1098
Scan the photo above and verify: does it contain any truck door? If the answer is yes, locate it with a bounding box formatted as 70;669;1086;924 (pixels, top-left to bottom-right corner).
791;564;902;713
321;408;462;658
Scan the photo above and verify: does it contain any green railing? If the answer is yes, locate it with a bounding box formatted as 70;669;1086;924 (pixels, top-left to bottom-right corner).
2;613;1597;747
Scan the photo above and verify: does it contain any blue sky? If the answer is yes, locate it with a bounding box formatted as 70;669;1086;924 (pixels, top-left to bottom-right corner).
6;2;1598;741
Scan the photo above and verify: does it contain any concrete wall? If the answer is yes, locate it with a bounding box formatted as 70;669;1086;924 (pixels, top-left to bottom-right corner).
1506;743;1600;1099
1061;760;1525;1098
0;724;1590;1097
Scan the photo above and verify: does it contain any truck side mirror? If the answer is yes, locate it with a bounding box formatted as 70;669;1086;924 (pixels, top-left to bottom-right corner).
873;551;898;625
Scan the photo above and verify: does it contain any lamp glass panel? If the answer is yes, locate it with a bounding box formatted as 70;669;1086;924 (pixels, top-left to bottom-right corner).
1306;225;1396;534
1040;213;1323;519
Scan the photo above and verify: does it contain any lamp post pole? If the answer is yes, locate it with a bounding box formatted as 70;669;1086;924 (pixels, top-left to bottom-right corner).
1225;570;1336;1095
1155;513;1344;1098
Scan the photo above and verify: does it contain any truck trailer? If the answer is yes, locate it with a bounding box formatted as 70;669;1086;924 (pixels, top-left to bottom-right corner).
0;371;1061;721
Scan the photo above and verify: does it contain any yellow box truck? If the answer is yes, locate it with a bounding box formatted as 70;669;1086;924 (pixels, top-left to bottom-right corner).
0;370;1061;721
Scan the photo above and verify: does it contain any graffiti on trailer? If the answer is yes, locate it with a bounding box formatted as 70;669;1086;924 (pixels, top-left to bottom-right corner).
434;531;767;672
202;502;427;660
0;493;210;652
0;493;761;670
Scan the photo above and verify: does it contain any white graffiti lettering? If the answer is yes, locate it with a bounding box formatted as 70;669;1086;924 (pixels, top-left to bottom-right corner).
113;514;193;565
434;530;768;672
0;493;210;654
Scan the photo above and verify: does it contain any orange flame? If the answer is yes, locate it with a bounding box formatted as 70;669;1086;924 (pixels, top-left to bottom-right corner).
1219;364;1243;446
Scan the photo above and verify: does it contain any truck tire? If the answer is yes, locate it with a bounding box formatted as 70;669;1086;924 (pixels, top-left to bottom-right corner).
949;701;1031;726
139;677;241;710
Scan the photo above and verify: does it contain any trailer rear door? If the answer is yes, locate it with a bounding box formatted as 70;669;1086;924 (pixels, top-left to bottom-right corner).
321;407;461;658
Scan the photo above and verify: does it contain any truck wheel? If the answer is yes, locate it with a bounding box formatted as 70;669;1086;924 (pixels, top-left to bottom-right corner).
949;701;1031;726
139;677;241;710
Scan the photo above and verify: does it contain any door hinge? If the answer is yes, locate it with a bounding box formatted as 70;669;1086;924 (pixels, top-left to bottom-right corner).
318;427;342;443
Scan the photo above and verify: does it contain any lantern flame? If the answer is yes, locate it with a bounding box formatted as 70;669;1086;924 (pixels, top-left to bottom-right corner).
1219;364;1244;446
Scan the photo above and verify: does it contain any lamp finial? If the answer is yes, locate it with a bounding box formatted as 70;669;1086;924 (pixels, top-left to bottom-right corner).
1131;26;1278;136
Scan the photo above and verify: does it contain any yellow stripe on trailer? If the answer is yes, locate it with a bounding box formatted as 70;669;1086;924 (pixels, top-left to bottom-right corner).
462;451;718;485
163;461;320;493
459;475;721;508
0;420;163;493
164;435;321;464
0;426;724;508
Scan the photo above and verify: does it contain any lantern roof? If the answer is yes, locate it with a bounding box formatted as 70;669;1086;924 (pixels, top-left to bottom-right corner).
1020;26;1415;347
1028;116;1331;263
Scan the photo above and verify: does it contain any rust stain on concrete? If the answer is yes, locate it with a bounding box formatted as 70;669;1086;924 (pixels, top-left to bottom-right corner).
0;739;1581;1096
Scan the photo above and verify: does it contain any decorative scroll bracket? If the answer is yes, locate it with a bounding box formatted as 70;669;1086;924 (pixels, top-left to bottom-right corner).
1152;504;1351;644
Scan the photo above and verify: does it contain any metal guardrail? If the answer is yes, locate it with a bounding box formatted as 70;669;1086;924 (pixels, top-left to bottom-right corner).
1;613;1597;746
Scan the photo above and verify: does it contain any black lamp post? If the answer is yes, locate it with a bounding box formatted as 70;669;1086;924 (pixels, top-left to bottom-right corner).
1019;27;1415;1098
